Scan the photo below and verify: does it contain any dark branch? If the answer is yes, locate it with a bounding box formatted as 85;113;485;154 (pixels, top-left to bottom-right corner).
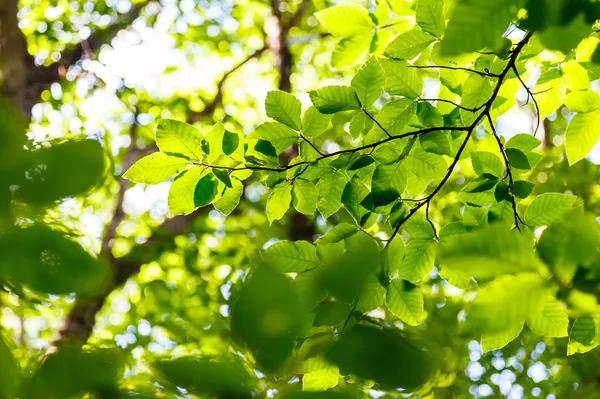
363;108;392;138
187;46;267;124
511;65;541;136
29;3;147;85
487;113;523;231
418;98;480;112
408;64;501;78
386;31;534;246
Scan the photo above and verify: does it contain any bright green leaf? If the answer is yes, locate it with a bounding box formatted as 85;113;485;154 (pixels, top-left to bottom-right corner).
351;58;385;107
309;86;361;114
262;240;322;273
124;153;188;184
265;90;302;131
315;4;375;38
565;110;600;165
384;29;436;60
524;193;577;226
386;279;425;326
267;181;293;223
156;119;204;160
293;179;319;215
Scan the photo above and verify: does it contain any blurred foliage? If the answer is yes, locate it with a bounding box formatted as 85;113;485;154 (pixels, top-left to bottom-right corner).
4;0;600;398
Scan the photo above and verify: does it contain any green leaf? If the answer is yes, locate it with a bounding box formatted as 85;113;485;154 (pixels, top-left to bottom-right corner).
378;99;418;136
156;119;204;160
568;314;600;355
565;109;600;165
28;348;124;398
293;179;319;215
316;223;358;245
351;58;385;107
302;106;331;138
416;0;445;37
460;75;493;125
384;29;437;60
349;112;370;139
302;366;339;392
326;326;436;390
265;90;302;131
371;162;407;206
313;302;352;327
20;140;106;205
420;130;452;156
0;337;19;399
505;133;541;153
397;239;436;283
212;168;232;188
309;86;361;114
315;4;375;38
441;0;513;55
169;167;215;215
203;123;226;162
323;235;379;302
481;323;523;353
267;181;293;223
356;276;386;312
405;144;447;179
263;240;322;273
214;178;243;216
537;213;600;271
534;69;567;120
123;153;188;184
341;180;369;223
526;296;569;338
380;59;423;99
571;315;596;346
438;223;537;279
383;237;405;277
470;151;505;177
294;268;328;311
523;193;577;226
249;122;298;154
231;267;310;373
222;131;240;155
512;180;534;199
505;148;531;170
417;102;444;128
331;34;373;70
467;273;550;333
466;175;498;194
155;357;256;398
317;173;348;219
404;215;436;240
386;280;425;326
564;90;600;113
539;14;590;54
0;225;109;296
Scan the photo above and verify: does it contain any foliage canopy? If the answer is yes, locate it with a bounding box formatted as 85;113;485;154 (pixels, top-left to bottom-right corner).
4;0;600;398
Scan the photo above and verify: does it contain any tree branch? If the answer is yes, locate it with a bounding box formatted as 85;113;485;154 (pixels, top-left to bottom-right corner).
487;113;523;231
408;64;501;78
386;31;534;246
29;3;147;85
187;46;267;124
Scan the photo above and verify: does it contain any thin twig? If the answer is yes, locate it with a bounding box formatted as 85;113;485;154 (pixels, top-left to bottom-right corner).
418;98;479;112
188;46;267;124
298;133;323;156
385;31;534;247
486;113;522;231
511;65;541;136
363;108;392;138
408;65;501;78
